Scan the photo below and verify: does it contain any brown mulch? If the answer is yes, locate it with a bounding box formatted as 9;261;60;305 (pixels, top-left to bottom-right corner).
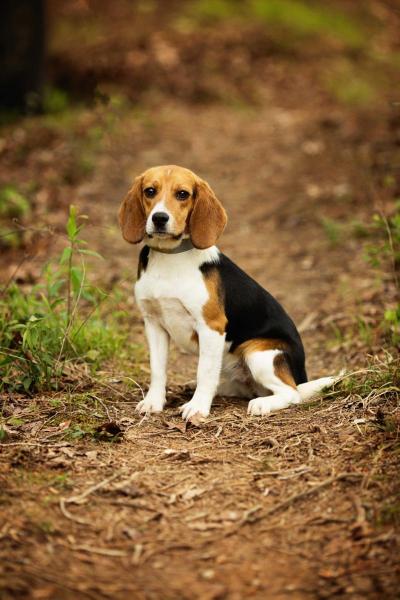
1;378;399;599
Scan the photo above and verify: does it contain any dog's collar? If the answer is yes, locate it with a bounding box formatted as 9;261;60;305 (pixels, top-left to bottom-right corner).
149;238;195;254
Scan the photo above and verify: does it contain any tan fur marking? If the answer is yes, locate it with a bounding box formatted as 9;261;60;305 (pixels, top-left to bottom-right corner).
202;270;227;335
236;338;290;358
190;179;227;249
273;352;297;389
141;165;196;236
119;165;227;248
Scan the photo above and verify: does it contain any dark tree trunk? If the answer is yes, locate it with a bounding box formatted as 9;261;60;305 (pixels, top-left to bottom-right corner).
0;0;46;111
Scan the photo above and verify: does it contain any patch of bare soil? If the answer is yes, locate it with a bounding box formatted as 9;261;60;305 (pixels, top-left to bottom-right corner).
1;378;399;599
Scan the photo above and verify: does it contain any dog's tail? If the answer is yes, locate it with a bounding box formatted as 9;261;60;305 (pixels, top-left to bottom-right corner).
297;373;342;402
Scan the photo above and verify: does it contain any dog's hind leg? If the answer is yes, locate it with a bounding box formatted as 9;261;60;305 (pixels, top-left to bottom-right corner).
244;349;301;416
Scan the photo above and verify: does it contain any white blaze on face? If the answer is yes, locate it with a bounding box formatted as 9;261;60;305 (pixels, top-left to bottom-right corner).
146;198;175;235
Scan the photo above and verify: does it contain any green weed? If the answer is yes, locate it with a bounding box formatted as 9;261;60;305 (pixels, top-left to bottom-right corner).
320;217;370;247
364;206;400;346
42;87;70;114
320;217;343;246
0;186;30;219
333;354;399;399
0;206;126;393
37;520;56;535
50;473;73;490
324;63;376;107
357;317;373;347
0;185;31;248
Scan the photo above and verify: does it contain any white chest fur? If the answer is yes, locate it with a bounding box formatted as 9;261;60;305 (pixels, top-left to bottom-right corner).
135;246;220;353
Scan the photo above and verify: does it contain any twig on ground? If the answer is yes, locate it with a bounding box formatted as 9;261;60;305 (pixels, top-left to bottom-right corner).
256;472;363;520
70;544;128;557
60;472;124;525
222;472;363;538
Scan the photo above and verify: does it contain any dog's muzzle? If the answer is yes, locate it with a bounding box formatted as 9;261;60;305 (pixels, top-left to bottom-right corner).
151;211;170;234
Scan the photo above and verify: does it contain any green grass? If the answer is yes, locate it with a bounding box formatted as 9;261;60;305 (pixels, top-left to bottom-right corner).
321;205;399;349
250;0;364;47
323;62;377;107
188;0;365;48
332;354;400;400
0;206;130;394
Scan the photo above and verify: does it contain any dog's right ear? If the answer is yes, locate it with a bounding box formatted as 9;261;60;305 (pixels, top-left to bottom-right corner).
118;176;146;244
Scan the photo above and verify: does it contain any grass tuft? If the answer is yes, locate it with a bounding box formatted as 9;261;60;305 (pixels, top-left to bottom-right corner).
0;206;129;394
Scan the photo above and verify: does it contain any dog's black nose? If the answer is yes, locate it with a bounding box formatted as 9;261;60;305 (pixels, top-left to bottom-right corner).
152;212;169;227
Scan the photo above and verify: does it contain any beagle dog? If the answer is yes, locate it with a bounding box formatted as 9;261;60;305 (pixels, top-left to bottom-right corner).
119;165;335;420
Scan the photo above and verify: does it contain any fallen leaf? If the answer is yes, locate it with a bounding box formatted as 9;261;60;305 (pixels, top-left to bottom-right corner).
60;447;75;458
58;420;71;431
180;486;207;501
162;448;191;461
162;419;187;434
85;450;98;460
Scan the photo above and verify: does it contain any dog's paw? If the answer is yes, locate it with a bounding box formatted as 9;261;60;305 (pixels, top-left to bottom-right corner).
180;397;210;420
248;397;273;416
136;392;165;415
248;395;293;416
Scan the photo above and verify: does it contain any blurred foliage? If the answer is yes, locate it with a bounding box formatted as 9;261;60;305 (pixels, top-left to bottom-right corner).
323;60;380;106
0;186;30;219
0;186;31;249
40;0;397;109
189;0;365;47
42;86;70;114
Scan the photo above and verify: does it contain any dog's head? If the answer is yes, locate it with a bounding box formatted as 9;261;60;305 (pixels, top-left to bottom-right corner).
118;165;227;250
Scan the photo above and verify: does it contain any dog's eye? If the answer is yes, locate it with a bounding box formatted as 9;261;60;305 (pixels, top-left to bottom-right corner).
144;187;156;198
176;190;190;201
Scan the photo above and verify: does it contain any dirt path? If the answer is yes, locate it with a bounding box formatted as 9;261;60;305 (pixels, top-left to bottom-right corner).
1;92;399;598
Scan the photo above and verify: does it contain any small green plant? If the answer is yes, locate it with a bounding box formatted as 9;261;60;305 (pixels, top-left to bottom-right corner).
0;206;125;393
364;205;400;346
42;86;70;114
332;353;399;399
357;317;373;347
0;185;30;219
324;64;376;106
320;216;343;246
0;185;31;248
365;208;400;273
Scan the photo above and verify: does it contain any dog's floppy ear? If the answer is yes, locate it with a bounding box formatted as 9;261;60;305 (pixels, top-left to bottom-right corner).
118;176;146;244
189;178;227;249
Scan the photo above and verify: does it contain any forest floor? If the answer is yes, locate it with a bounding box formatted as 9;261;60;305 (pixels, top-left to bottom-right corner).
1;2;400;599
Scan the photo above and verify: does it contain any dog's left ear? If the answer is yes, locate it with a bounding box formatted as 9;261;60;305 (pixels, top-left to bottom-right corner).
189;178;227;249
118;176;146;244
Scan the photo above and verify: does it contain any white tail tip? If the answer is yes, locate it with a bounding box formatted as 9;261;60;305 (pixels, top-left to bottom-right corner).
297;374;341;402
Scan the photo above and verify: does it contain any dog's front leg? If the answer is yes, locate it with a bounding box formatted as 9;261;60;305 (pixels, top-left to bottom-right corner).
181;327;225;420
136;318;169;414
